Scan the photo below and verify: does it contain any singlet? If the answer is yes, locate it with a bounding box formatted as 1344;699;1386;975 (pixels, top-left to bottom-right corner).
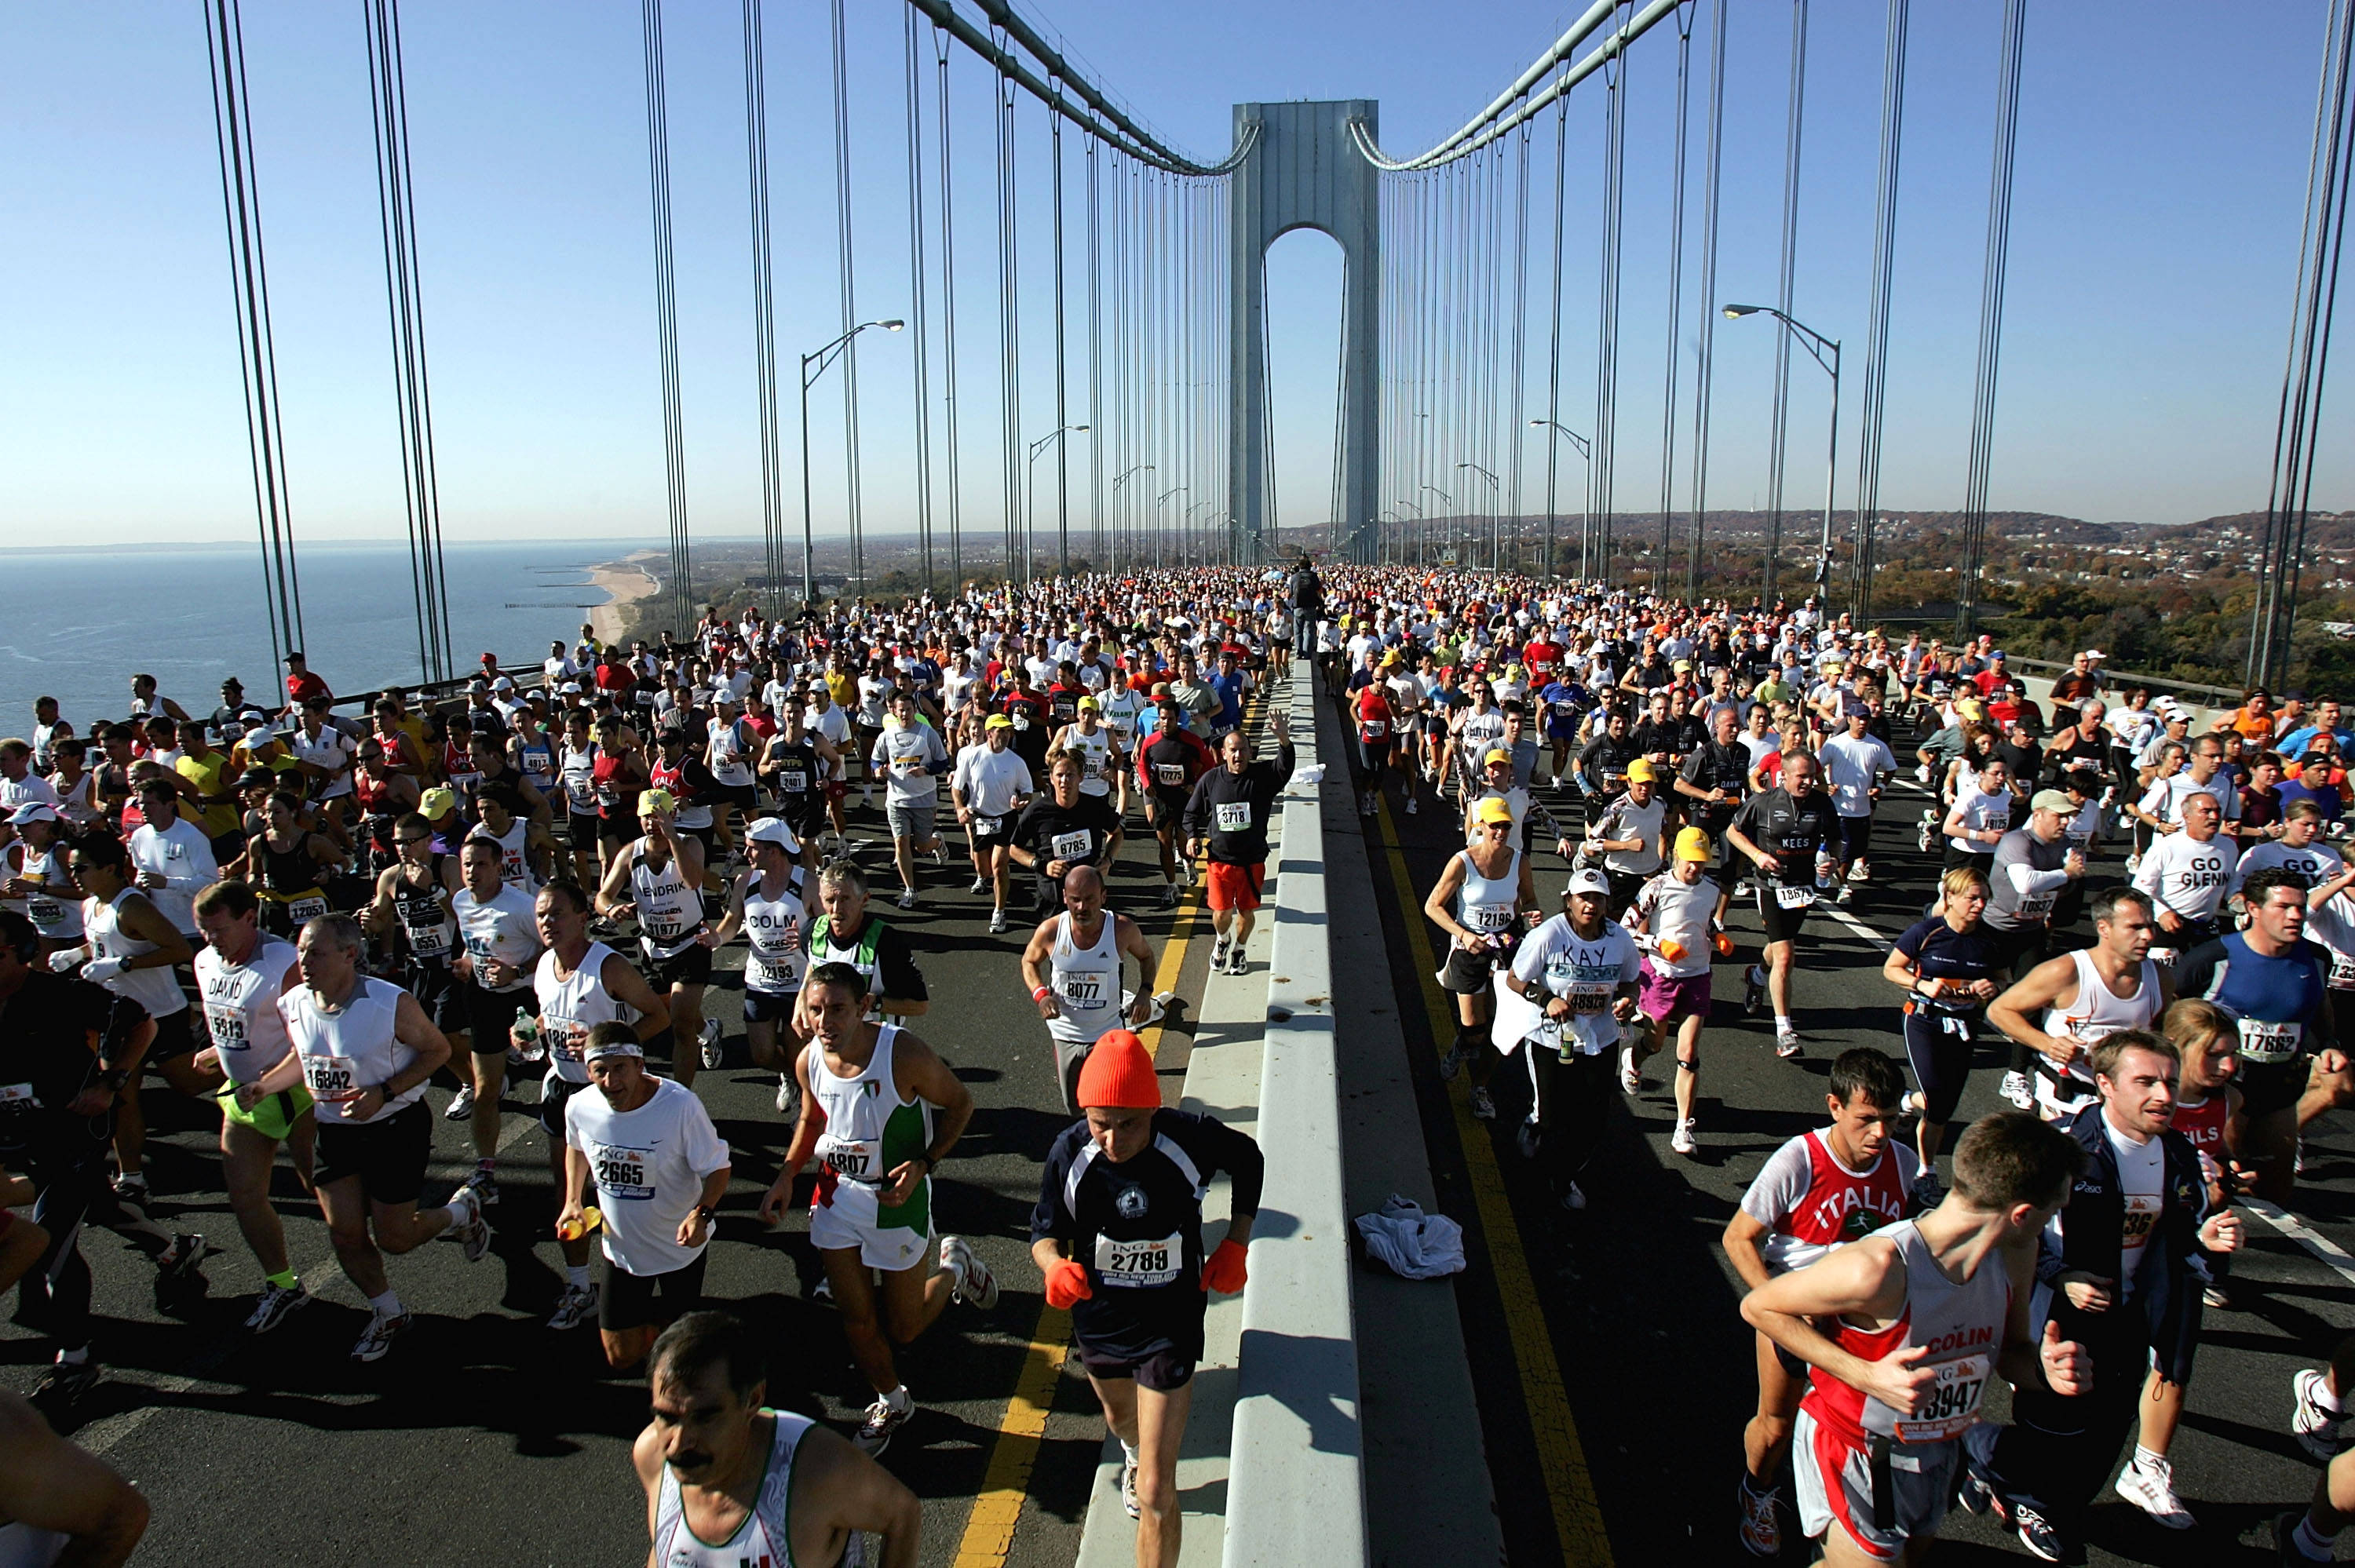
1353;688;1393;744
591;749;639;819
17;842;80;940
472;818;539;892
534;939;633;1084
648;756;714;830
85;888;187;1019
2172;1093;2230;1184
630;844;706;959
1801;1218;2014;1446
2036;949;2160;1104
811;913;892;1021
1751;1130;1916;1275
515;730;556;793
1452;847;1523;948
453;883;540;992
1063;724;1115;797
740;874;807;997
441;737;481;793
1457;708;1506;762
649;1409;812;1568
1047;911;1123;1045
706;717;757;788
195;934;300;1086
805;1026;933;1233
256;832;327;913
390;862;455;962
767;735;821;810
279;975;420;1125
558;742;598;815
353;771;397;853
1947;789;2013;855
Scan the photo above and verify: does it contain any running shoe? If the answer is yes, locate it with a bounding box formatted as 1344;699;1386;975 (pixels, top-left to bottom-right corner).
1900;1091;1926;1118
1849;859;1871;884
1955;1444;2003;1517
1210;939;1230;970
941;1234;999;1309
156;1234;215;1285
2281;1508;2329;1564
895;888;918;910
776;1073;799;1117
1732;879;1754;900
1834;884;1855;906
32;1358;102;1408
1560;1181;1587;1212
111;1170;150;1205
1736;1478;1781;1558
1618;1046;1641;1094
243;1282;310;1334
931;845;949;866
1515;1118;1543;1159
1670;1118;1696;1157
969;877;989;895
2297;1138;2309;1177
1225;946;1247;976
1774;1028;1803;1061
1909;1169;1948;1214
2114;1453;2195;1530
1999;1070;2034;1110
988;910;1008;934
2294;1367;2347;1460
1743;966;1766;1019
444;1085;476;1121
463;1166;500;1207
855;1389;914;1456
547;1282;600;1331
1404;795;1418;816
1437;1041;1466;1082
1468;1086;1497;1120
352;1311;411;1362
1158;881;1181;908
1121;1449;1141;1520
2009;1499;2064;1563
448;1187;494;1264
700;1016;725;1070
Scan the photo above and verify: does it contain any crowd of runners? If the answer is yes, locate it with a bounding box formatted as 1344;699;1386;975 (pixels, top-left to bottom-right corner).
5;556;2355;1563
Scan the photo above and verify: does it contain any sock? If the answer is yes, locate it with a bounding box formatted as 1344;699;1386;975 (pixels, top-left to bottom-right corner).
1121;1439;1140;1465
441;1197;473;1228
2295;1514;2335;1561
567;1264;591;1289
265;1269;298;1292
369;1289;403;1319
886;1384;912;1412
2133;1445;2165;1472
1775;1014;1794;1030
55;1346;89;1366
476;1157;496;1172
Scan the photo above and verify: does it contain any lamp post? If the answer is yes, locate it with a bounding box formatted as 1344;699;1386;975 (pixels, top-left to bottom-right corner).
1155;484;1188;571
1722;304;1841;601
800;318;904;603
1528;419;1591;582
1110;464;1152;574
1457;461;1501;570
1023;424;1090;580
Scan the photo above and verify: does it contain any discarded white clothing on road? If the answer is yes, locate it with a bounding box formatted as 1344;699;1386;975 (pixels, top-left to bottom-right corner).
1353;1194;1466;1280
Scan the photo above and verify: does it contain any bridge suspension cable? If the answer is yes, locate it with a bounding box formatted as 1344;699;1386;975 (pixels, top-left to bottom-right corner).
1685;0;1726;600
1762;0;1808;604
742;0;785;614
637;0;692;638
1955;0;2028;640
1849;0;1911;624
902;5;937;597
1656;1;1696;585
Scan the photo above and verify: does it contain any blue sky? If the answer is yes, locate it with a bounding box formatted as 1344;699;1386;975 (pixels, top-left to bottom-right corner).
2;0;2346;548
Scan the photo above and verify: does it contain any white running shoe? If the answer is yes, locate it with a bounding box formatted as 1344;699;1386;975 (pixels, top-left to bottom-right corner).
988;909;1008;934
1999;1070;2034;1110
855;1388;914;1455
1121;1449;1141;1520
448;1187;494;1264
352;1311;411;1362
243;1281;310;1335
1468;1086;1497;1120
1618;1046;1641;1094
1670;1118;1696;1157
969;877;989;895
2113;1453;2194;1530
699;1016;725;1070
940;1234;999;1309
444;1085;475;1121
894;888;918;910
2295;1367;2348;1459
1560;1181;1587;1212
547;1282;600;1331
1404;795;1418;815
1210;938;1231;970
776;1073;799;1117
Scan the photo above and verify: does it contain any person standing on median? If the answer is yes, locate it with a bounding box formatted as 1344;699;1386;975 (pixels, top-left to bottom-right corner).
1032;1029;1262;1567
1181;709;1293;977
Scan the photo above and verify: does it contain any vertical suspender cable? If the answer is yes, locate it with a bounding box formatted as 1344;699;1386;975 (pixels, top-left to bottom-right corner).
1592;6;1629;583
640;0;692;637
902;7;937;597
935;27;964;588
1509;115;1532;573
829;0;866;594
1764;0;1808;604
2252;0;2355;686
1656;2;1696;582
1686;0;1726;601
1087;134;1104;568
1543;89;1570;581
1851;0;1909;624
206;0;302;674
1955;0;2026;641
744;0;786;614
1051;88;1070;574
993;26;1020;579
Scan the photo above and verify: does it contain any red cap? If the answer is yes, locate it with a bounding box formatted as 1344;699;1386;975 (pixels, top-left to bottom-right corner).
1076;1030;1159;1110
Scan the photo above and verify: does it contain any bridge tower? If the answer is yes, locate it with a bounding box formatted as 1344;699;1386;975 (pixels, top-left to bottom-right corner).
1229;100;1380;563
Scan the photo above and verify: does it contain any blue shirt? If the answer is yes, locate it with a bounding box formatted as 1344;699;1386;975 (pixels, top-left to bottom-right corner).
1207;670;1247;731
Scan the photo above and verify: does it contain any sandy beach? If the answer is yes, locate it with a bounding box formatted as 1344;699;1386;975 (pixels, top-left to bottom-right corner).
587;551;662;644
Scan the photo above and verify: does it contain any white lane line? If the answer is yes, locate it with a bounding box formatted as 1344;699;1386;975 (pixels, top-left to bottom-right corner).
75;1103;550;1460
2244;1197;2355;1291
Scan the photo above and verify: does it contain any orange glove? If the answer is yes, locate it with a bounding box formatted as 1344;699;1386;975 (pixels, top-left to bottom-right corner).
1201;1237;1249;1295
1044;1257;1094;1310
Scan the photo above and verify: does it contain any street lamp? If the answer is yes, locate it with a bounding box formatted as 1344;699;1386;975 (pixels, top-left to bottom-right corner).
1458;461;1502;571
1529;418;1592;581
1155;484;1188;571
1722;303;1842;598
800;318;904;603
1023;424;1090;580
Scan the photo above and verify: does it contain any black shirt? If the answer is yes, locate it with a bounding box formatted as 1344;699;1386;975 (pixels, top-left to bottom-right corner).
1679;739;1751;820
1032;1108;1265;1358
1577;733;1642;797
0;973;150;1162
1893;917;2003;1012
1730;787;1841;886
1181;745;1297;866
1013;794;1123;881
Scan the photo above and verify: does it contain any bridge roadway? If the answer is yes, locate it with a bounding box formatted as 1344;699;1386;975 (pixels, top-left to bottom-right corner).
9;678;2355;1568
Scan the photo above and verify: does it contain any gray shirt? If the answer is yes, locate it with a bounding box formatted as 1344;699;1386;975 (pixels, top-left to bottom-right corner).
1982;826;2072;932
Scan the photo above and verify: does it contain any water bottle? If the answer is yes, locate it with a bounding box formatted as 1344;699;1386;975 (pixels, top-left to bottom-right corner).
557;1205;603;1242
1815;851;1836;891
510;1013;547;1065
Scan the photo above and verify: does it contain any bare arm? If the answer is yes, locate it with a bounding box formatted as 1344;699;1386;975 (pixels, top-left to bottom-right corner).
0;1394;149;1568
602;954;674;1046
1985;954;2081;1070
115;895;193;969
791;1424;926;1568
1721;1209;1776;1294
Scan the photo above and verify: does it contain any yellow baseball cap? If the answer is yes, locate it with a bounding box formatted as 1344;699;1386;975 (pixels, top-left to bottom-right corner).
1475;797;1515;826
985;714;1013;730
1483;746;1513;768
1627;758;1656;782
637;788;677;815
1674;826;1711;862
418;786;457;819
1077;695;1099;709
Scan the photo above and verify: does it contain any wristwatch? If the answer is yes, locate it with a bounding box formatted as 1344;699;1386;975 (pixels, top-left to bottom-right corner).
693;1205;717;1224
97;1068;130;1091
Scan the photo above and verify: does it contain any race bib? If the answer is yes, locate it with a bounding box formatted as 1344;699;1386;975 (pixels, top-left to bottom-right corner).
1050;830;1092;862
1893;1354;1992;1444
0;1081;37;1107
1465;902;1514;933
780;769;809;795
2016;895;2054;924
27;898;60;925
1774;884;1816;910
1094;1230;1182;1288
2120;1193;2162;1252
973;814;1003;839
206;1008;248;1053
820;1137;877;1181
301;1056;360;1103
1061;972;1109;1008
2238;1017;2304;1064
1214;801;1252;834
406;921;451;958
1359;719;1388;738
1566;984;1612;1015
289;894;328;924
592;1140;655;1201
543;1019;588;1064
747;952;803;994
1155;764;1188;787
2332;953;2355;991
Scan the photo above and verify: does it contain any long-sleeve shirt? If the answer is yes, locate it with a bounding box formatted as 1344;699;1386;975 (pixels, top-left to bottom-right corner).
128;817;219;935
1181;743;1297;866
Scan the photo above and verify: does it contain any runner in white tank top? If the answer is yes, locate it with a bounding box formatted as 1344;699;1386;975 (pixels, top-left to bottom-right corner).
710;819;812;1115
1020;866;1157;1113
626;838;707;958
77;887;188;1024
2032;946;2160;1118
650;1408;814;1568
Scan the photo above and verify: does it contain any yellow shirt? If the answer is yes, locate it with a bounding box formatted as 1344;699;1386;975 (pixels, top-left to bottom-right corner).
174;751;239;840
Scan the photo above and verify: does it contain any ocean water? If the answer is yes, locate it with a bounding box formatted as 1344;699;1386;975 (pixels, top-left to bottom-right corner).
0;538;662;731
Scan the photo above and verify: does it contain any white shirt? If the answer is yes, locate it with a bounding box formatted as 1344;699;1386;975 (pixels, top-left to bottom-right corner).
870;720;949;805
2132;830;2239;922
127;817;219;935
565;1076;731;1277
1819;733;1897;819
952;743;1033;818
1510;917;1643;1055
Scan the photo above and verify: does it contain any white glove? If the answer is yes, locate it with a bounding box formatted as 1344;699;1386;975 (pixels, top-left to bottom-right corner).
47;948;84;974
82;956;128;986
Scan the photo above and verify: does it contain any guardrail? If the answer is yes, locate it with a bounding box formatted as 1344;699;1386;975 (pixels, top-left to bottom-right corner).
1221;672;1367;1566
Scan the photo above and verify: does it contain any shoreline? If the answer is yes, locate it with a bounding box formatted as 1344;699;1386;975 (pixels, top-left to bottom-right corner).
586;552;663;646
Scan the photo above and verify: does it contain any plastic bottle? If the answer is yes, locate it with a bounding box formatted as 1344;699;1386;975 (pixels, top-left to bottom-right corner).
557;1206;603;1242
510;1013;547;1065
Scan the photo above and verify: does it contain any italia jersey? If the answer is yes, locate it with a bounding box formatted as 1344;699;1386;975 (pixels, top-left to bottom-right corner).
1739;1129;1920;1275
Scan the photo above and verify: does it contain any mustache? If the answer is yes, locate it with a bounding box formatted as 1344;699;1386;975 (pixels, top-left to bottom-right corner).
668;1449;714;1471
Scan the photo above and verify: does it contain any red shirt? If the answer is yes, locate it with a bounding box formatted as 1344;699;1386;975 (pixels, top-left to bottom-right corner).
286;670;330;706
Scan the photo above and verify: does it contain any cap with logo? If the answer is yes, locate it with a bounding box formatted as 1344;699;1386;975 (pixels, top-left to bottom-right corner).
1673;826;1711;862
1565;867;1612;897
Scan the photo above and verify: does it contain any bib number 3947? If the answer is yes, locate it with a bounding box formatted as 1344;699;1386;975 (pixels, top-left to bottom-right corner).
1094;1231;1182;1287
1893;1354;1990;1443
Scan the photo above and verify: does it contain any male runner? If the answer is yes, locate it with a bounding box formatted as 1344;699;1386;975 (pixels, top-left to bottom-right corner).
1726;751;1842;1058
1136;691;1214;909
802;860;929;1028
1032;1029;1261;1563
756;962;992;1454
0;1389;149;1566
709;817;812;1114
450;834;544;1188
561;1023;730;1369
598;790;717;1082
2130;789;2237;958
870;687;949;910
1724;1048;1919;1558
239;913;490;1361
1011;752;1123;921
1503;868;1645;1208
1741;1112;2091;1567
1989;888;2169;1125
952;714;1034;932
633;1311;922;1568
1021;864;1158;1111
1181;709;1294;975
